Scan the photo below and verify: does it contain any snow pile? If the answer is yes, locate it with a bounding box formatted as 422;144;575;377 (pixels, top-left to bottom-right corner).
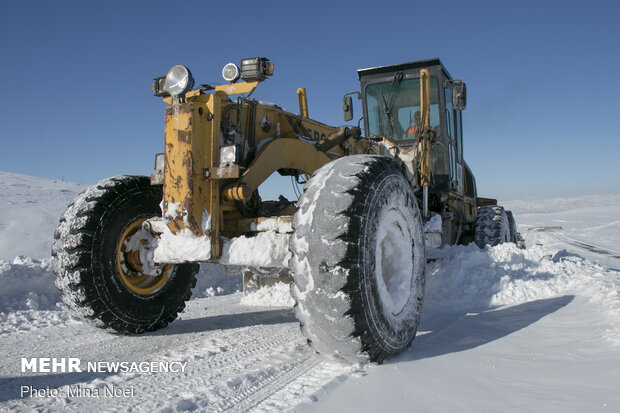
220;231;292;268
0;259;240;314
0;257;59;311
252;217;293;233
192;263;242;298
240;282;295;307
424;242;620;344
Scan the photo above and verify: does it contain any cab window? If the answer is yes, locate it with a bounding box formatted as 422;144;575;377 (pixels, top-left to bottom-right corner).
366;76;440;142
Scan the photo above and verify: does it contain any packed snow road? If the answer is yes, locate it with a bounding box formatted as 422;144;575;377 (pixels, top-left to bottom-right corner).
1;172;619;412
0;291;349;412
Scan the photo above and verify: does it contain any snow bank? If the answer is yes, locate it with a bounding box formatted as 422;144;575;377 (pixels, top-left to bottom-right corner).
503;193;620;214
0;257;59;311
424;242;620;344
0;257;241;313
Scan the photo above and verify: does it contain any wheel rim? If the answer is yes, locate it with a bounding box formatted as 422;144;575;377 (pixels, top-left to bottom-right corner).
374;208;414;316
116;218;171;296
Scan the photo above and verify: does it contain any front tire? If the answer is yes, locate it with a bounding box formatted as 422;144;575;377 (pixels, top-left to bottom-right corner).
290;156;426;363
51;175;198;334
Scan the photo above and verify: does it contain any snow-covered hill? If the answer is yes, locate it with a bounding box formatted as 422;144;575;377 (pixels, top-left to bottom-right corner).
1;172;619;412
0;172;84;261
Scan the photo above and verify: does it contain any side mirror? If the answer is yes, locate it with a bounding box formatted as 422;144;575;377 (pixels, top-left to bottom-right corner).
343;96;353;122
343;92;361;122
452;81;467;111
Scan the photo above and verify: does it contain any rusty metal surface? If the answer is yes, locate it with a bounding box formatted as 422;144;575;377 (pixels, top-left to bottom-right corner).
163;102;216;238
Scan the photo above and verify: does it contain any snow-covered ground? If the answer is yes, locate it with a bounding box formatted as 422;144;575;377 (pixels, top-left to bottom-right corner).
1;171;619;412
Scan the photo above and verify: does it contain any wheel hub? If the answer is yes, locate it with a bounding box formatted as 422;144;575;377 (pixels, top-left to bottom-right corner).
117;218;171;296
375;208;414;316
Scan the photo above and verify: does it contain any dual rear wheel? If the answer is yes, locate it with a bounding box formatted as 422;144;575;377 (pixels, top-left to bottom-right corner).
474;205;521;248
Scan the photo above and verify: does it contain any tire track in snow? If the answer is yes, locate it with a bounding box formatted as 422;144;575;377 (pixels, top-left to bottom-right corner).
564;239;620;259
89;324;323;412
117;323;308;412
3;320;316;411
548;232;620;260
209;353;323;413
1;295;335;412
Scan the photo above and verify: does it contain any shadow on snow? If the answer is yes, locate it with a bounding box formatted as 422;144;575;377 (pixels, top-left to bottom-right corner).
154;308;297;336
399;295;574;362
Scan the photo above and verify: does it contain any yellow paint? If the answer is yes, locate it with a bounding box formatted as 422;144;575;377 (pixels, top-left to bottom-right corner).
297;88;308;117
163;92;224;258
228;138;332;200
163;102;213;238
159;77;381;262
214;81;259;95
419;69;432;187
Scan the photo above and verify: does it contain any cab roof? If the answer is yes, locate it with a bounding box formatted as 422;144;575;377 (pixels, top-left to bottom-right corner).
357;58;453;80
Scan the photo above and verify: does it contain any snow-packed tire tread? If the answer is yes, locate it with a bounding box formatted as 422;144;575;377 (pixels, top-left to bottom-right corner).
474;205;510;248
290;155;425;363
51;175;198;334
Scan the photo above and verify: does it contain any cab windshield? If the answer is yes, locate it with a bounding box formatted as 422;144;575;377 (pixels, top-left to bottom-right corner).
365;76;440;142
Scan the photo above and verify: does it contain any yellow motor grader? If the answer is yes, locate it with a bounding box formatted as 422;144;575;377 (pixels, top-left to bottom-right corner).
52;57;521;363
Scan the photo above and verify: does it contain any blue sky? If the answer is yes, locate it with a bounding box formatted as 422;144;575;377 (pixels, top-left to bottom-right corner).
1;0;619;201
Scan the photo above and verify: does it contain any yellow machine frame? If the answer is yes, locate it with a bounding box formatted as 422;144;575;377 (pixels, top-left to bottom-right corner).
160;80;384;261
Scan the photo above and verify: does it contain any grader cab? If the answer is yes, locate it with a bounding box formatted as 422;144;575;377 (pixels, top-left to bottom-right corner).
52;57;521;363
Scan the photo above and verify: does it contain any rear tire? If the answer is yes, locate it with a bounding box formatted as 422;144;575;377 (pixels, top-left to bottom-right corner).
474;205;511;248
51;175;198;334
506;210;526;249
506;210;517;243
290;155;426;363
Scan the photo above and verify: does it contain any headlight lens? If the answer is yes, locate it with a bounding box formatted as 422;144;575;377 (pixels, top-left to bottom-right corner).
222;63;240;83
165;65;194;97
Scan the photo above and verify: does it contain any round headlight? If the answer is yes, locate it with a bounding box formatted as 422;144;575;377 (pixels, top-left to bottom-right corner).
222;63;240;83
165;65;194;97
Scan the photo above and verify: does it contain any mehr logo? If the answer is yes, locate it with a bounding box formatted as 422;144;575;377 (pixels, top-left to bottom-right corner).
21;358;81;373
21;358;188;373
